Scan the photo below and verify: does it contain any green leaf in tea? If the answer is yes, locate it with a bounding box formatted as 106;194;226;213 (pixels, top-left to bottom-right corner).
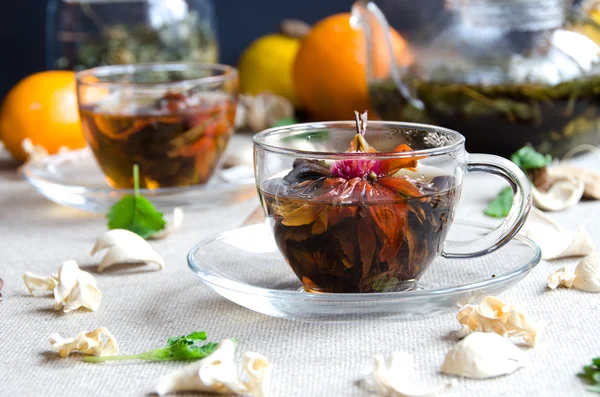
511;146;552;170
577;357;600;393
83;331;221;363
106;164;166;239
485;187;513;218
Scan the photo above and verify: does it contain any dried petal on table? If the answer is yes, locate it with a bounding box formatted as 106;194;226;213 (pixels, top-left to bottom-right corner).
456;296;539;347
49;327;119;358
547;253;600;292
441;332;527;379
53;260;101;312
547;266;576;289
532;177;584;212
0;277;3;301
551;163;600;200
150;208;184;240
521;208;595;260
234;93;294;132
23;272;58;296
357;351;457;397
242;352;272;397
91;229;165;272
20;138;70;165
573;252;600;292
156;339;271;397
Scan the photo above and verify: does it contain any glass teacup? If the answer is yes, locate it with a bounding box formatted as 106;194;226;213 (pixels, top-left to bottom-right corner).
254;121;531;293
76;63;238;189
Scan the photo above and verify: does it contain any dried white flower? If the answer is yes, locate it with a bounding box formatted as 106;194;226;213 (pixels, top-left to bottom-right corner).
156;339;271;397
521;208;595;260
573;252;600;292
532;177;584;212
235;93;294;132
547;266;576;289
53;260;101;312
24;260;101;313
49;327;118;358
456;296;539;347
441;332;526;379
21;138;69;164
91;229;165;272
23;272;58;295
358;351;457;397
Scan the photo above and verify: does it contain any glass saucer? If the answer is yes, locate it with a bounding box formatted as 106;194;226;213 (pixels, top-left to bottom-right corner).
21;148;256;213
188;221;541;322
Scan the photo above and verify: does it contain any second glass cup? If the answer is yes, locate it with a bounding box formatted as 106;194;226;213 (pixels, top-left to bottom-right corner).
76;63;238;189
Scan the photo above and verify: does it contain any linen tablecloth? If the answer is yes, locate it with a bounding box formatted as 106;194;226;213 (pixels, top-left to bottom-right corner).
1;139;599;397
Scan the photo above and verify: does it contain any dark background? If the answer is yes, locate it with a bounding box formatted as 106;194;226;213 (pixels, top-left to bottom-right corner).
0;0;351;99
0;0;442;99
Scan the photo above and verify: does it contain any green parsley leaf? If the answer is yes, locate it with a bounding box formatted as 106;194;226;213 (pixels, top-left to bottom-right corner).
511;146;552;170
106;164;166;239
485;187;513;218
578;357;600;393
83;331;223;363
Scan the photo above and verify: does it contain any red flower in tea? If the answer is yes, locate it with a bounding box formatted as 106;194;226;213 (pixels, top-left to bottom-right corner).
261;111;459;293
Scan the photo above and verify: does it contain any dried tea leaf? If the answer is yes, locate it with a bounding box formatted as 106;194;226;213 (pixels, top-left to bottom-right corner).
357;216;377;280
281;204;322;227
370;203;408;262
378;176;425;198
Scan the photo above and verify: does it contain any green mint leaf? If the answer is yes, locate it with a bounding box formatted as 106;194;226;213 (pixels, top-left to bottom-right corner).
106;165;166;239
84;332;222;363
510;146;552;170
485;187;513;218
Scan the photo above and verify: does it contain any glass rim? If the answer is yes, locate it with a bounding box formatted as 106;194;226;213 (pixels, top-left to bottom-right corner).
75;62;238;87
253;121;466;160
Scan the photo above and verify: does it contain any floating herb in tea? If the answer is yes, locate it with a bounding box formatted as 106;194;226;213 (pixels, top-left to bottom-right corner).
80;89;236;188
260;111;459;293
107;165;166;239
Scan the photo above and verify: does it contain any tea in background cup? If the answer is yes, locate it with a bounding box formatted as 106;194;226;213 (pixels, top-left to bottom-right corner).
76;63;238;189
254;116;531;293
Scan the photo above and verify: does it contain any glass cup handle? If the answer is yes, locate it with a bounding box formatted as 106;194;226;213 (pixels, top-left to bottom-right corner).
442;153;532;259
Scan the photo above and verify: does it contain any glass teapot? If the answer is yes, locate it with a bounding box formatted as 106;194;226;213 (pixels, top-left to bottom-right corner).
352;0;600;157
46;0;218;71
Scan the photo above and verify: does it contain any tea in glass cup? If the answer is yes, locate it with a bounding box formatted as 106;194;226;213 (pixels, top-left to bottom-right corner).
254;113;532;293
76;63;238;189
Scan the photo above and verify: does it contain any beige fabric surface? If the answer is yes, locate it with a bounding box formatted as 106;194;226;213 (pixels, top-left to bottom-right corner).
1;143;600;397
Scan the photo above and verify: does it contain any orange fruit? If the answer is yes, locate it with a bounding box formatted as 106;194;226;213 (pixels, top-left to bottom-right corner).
293;13;412;120
0;71;86;162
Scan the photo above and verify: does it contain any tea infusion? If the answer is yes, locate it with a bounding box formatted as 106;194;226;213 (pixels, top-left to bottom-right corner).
80;91;236;189
260;112;459;293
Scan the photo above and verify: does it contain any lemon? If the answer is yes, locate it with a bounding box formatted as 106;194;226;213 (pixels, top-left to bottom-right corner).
238;34;301;107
